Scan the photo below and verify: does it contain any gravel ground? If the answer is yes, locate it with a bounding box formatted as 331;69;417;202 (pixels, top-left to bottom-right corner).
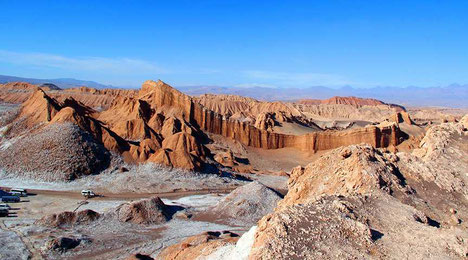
0;191;238;260
0;162;248;194
0;224;30;260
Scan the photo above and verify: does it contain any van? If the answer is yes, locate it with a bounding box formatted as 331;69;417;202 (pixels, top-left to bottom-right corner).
81;190;95;198
10;188;27;197
1;196;20;203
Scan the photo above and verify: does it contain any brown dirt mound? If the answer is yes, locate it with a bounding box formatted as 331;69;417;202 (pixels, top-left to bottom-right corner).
36;209;100;228
110;196;170;225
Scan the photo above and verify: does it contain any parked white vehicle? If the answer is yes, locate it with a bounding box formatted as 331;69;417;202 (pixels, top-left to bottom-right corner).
0;203;10;210
10;188;27;197
81;190;96;198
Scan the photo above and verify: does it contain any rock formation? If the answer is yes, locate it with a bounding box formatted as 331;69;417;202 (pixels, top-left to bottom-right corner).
158;231;239;260
43;236;83;253
19;89;61;126
391;111;414;125
110;197;170;225
36;209;100;227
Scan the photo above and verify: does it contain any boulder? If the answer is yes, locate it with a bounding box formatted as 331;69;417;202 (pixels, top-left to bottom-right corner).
43;237;82;252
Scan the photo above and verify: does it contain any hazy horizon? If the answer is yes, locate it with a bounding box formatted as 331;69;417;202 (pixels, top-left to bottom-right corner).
2;73;467;108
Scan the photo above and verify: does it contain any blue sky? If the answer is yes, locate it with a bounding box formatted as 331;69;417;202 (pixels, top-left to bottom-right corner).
0;0;467;88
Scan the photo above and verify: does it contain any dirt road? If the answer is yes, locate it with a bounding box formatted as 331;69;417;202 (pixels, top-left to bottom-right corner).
0;186;236;201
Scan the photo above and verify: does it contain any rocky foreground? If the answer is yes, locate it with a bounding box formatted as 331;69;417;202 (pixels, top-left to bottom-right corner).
160;116;468;259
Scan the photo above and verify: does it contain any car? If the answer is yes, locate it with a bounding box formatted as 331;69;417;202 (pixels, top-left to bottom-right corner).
10;188;27;197
0;203;10;210
81;190;96;198
0;208;8;217
1;196;20;203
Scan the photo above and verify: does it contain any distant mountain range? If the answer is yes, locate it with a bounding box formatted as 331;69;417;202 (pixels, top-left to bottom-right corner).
0;74;112;89
1;74;466;108
178;84;468;108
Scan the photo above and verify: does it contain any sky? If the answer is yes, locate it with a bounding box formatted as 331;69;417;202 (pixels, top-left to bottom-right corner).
0;0;467;88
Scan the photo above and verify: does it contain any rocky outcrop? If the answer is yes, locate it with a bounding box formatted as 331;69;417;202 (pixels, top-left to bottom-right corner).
248;118;468;259
254;113;276;131
36;209;100;227
158;231;239;260
148;132;206;170
43;237;83;252
391;111;414;125
399;118;468;196
280;144;408;208
19;89;61;126
214;150;236;167
250;193;468;259
110;197;170;225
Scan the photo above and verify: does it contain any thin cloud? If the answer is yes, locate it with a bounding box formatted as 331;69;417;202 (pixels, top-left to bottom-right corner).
243;70;353;86
0;50;168;74
234;83;278;89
